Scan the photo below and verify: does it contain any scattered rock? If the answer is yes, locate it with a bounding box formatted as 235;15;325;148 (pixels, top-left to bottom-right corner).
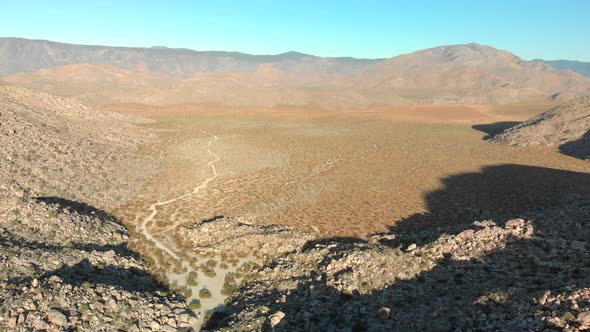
378;307;391;320
269;311;286;328
47;309;68;327
505;218;525;228
149;319;161;330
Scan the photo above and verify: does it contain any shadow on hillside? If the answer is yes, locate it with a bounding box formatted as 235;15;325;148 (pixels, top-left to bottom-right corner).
559;129;590;160
3;236;164;295
471;121;520;139
205;164;590;330
0;228;135;258
198;215;225;225
6;263;164;295
2;197;166;294
35;196;125;228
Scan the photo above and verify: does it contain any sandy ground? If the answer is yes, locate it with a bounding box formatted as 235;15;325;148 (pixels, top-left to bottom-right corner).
109;102;590;242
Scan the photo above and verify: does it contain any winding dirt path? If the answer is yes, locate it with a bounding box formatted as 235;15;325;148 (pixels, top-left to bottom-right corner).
139;130;219;265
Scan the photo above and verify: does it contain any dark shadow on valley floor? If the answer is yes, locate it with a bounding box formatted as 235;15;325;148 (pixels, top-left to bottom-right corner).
205;164;590;331
471;121;521;140
384;164;590;247
559;129;590;161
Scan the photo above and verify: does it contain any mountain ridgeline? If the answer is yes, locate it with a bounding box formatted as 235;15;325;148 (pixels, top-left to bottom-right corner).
0;37;379;79
1;37;590;107
539;60;590;78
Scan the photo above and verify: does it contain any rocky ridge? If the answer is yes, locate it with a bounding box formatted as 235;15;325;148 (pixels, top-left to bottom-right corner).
202;196;590;331
491;96;590;160
0;87;196;331
0;194;198;331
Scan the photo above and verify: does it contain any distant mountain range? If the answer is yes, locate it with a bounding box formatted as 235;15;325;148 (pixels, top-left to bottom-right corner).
0;37;379;81
1;37;589;107
537;60;590;77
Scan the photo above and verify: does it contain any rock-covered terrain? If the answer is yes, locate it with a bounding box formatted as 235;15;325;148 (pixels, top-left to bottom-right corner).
205;196;590;331
491;96;590;160
174;216;314;259
0;194;198;331
0;86;158;209
0;87;198;331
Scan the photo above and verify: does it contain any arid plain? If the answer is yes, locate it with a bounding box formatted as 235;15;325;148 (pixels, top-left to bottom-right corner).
109;101;590;247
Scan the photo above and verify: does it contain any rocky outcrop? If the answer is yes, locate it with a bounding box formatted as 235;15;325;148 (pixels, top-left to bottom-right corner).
0;194;197;331
205;196;590;331
490;96;590;159
175;215;314;259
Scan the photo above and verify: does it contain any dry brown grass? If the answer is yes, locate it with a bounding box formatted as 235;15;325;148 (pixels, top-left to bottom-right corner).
112;102;590;244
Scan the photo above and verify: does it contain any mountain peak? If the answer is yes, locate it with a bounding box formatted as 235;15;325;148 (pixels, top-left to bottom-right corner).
277;51;313;58
418;43;520;63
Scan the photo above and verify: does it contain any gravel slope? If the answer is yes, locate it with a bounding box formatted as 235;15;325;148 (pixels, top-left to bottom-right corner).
0;86;158;209
490;96;590;159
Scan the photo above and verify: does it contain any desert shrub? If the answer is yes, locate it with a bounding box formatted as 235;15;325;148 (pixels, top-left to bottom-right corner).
186;272;199;287
199;288;212;298
242;273;262;281
188;299;201;310
205;259;217;268
199;264;216;278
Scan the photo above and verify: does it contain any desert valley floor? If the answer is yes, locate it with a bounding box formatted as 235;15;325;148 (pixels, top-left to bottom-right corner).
110;102;590;239
102;102;590;326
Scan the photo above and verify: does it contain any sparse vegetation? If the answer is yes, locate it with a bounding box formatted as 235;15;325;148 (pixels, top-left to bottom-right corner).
199;288;212;299
188;299;202;310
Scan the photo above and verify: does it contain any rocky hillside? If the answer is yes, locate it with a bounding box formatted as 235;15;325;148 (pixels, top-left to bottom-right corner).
202;195;590;331
490;96;590;159
0;87;201;330
0;194;198;331
0;86;158;209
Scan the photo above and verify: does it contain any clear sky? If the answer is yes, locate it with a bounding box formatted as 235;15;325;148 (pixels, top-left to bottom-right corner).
2;0;589;61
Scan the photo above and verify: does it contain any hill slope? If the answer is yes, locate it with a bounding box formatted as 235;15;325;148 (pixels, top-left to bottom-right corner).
0;194;198;331
0;86;157;209
350;43;590;104
490;96;590;159
0;87;200;330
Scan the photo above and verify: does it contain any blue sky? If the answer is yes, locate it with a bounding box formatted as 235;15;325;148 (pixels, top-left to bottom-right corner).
2;0;589;60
